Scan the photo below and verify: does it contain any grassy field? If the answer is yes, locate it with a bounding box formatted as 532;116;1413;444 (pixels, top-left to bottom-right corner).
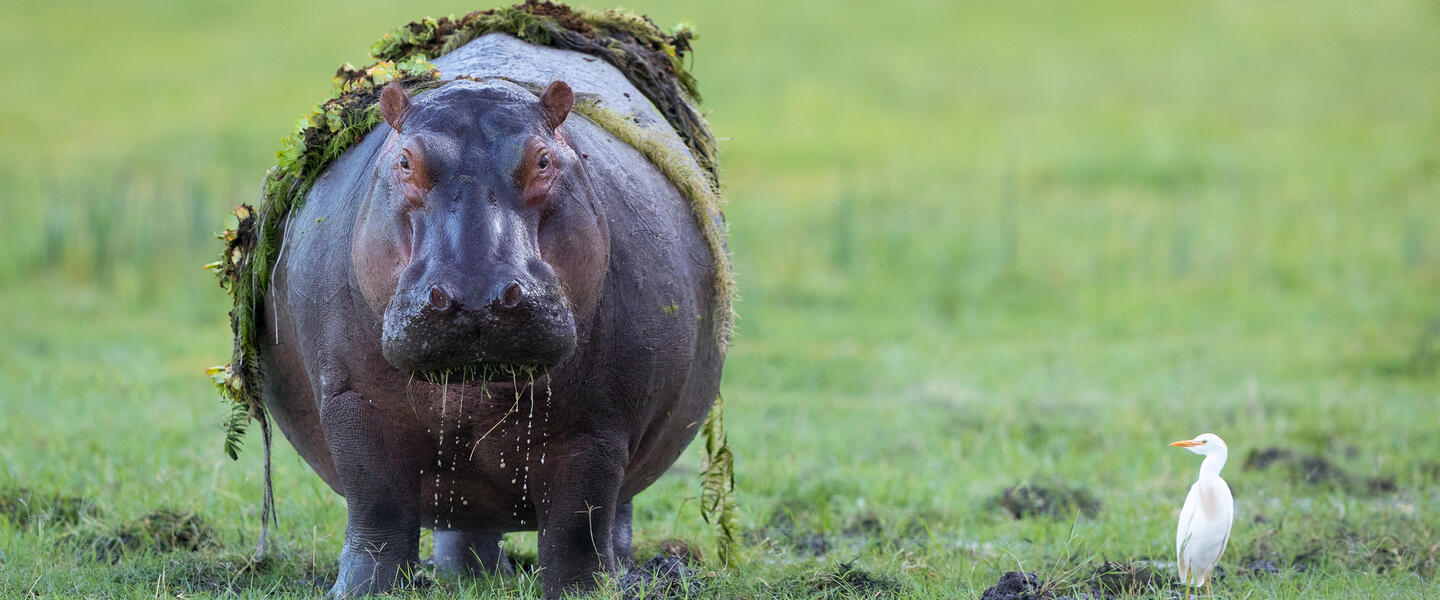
2;0;1438;598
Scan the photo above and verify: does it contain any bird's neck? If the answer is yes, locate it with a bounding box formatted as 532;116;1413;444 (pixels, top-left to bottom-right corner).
1198;452;1227;482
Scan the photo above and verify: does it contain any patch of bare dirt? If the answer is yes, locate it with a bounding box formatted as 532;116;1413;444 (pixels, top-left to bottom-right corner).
1088;560;1174;596
621;554;701;600
0;487;97;527
978;571;1051;600
807;561;904;598
1243;447;1396;494
69;509;215;563
990;480;1101;519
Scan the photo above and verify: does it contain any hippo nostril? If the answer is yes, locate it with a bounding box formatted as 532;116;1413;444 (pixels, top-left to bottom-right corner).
429;285;452;311
501;281;523;309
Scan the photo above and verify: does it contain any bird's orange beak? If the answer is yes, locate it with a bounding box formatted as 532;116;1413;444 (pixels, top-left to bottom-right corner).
1170;439;1203;447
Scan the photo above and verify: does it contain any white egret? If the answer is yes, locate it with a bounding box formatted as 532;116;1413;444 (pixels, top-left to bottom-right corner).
1171;433;1233;597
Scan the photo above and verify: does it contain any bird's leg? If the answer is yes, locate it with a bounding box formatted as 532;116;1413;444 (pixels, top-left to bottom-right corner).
1205;575;1212;599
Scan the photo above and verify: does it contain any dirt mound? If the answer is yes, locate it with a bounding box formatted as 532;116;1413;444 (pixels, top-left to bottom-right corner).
808;561;903;598
69;509;215;563
1089;560;1173;595
0;487;97;527
990;480;1101;519
1239;557;1281;576
979;561;1187;600
1243;447;1395;493
621;554;700;600
979;571;1051;600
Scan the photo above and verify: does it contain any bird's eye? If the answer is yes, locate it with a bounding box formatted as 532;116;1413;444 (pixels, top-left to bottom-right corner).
537;151;550;170
399;154;411;172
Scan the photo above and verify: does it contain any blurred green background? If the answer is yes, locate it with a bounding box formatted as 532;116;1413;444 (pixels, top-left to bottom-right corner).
1;0;1437;597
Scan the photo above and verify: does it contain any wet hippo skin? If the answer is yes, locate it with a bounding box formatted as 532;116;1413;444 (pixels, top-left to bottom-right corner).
256;34;725;599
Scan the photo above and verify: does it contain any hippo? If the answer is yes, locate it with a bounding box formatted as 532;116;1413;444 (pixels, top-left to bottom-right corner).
256;33;726;598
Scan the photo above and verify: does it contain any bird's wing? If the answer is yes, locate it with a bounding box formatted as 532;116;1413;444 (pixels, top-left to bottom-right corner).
1216;479;1234;562
1217;526;1231;568
1176;483;1200;579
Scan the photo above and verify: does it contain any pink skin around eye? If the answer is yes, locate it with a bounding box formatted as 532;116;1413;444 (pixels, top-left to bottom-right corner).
521;142;556;207
393;149;429;208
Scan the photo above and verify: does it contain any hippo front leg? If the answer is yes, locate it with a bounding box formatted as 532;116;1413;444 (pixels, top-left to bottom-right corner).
321;391;425;598
536;435;627;598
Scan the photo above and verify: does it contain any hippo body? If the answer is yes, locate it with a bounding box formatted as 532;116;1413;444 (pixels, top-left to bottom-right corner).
257;33;725;598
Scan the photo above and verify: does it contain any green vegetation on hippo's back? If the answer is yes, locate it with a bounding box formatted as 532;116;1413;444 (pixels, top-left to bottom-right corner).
202;0;737;567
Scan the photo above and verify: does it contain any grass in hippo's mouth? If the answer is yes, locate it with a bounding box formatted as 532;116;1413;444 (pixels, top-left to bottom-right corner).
411;362;544;386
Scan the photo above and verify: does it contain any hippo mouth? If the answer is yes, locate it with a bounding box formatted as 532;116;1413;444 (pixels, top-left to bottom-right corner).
380;287;579;382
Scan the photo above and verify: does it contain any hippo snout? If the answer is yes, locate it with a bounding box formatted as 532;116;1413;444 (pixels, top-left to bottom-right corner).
380;277;577;378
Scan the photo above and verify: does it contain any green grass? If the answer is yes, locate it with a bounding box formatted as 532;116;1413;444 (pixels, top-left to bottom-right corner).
2;0;1438;597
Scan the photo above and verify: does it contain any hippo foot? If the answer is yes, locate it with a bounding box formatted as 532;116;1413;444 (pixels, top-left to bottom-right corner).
433;530;513;577
326;547;418;599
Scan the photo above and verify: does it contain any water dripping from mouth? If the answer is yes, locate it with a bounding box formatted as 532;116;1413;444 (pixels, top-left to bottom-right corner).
468;364;518;462
524;369;534;490
518;368;536;526
446;384;463;518
510;367;526;525
432;371;449;527
540;369;552;508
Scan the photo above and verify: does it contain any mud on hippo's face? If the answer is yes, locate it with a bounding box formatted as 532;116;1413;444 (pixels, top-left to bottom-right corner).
352;79;609;382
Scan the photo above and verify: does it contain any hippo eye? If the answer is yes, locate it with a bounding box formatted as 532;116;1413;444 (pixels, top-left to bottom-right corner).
398;153;411;172
537;151;550;170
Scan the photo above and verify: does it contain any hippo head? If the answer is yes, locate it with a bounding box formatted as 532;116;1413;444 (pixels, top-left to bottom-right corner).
352;79;609;382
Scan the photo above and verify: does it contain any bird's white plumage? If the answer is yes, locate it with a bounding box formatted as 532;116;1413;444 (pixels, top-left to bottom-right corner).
1176;478;1232;585
1171;432;1234;589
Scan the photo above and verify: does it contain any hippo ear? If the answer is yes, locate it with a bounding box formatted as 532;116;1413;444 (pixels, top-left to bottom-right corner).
379;82;411;133
539;80;573;131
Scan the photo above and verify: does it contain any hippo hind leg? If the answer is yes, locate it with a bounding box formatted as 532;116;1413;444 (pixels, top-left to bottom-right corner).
433;530;513;576
613;500;634;566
